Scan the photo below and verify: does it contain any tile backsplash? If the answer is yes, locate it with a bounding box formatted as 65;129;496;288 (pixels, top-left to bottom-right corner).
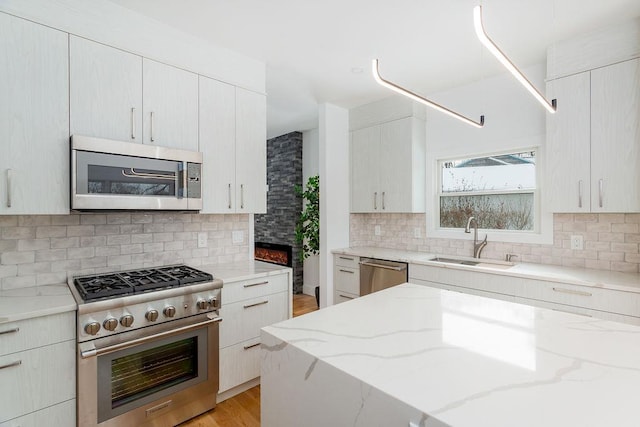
350;213;640;273
0;213;249;290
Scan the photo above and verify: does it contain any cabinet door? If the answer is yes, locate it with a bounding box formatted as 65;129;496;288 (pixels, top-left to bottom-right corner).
545;72;591;213
379;118;415;212
235;88;267;213
0;14;69;215
350;126;380;213
199;77;237;213
591;58;640;212
70;36;143;142
142;59;198;150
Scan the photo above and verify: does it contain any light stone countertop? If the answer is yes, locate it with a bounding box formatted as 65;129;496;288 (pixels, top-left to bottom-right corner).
198;260;292;283
0;283;76;323
334;246;640;294
262;283;640;427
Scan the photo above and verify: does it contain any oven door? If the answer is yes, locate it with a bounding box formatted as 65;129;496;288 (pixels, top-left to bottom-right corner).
78;314;220;427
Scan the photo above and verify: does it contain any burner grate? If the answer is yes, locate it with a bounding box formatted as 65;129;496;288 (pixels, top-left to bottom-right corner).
74;274;134;301
157;265;213;285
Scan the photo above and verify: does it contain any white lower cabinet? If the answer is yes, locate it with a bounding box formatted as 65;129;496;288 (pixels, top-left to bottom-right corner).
0;312;75;426
218;271;290;399
333;255;360;304
409;263;640;325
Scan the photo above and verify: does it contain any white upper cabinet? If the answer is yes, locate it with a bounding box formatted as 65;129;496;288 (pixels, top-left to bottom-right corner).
546;58;640;212
350;117;425;213
590;58;640;212
199;76;237;213
70;36;143;142
142;58;199;151
199;81;267;214
235;88;267;214
0;13;69;214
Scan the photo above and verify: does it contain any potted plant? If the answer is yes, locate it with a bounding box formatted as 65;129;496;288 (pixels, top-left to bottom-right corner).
295;175;320;305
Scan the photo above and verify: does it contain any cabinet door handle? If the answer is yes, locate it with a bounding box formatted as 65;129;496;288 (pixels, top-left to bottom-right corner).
244;300;268;309
243;342;261;350
382;191;386;210
6;169;12;208
228;183;232;209
552;287;592;297
339;269;354;274
0;360;21;370
374;192;378;210
339;256;354;261
598;179;603;208
578;180;583;208
150;111;155;142
240;184;244;209
0;327;19;336
244;281;268;288
339;294;355;300
130;107;136;140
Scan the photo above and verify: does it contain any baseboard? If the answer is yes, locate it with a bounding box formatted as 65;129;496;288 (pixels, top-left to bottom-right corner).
302;284;317;296
217;377;260;403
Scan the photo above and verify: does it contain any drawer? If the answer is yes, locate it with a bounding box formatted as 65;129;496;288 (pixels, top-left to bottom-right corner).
515;297;640;326
219;337;261;392
334;266;359;295
334;254;359;269
0;399;75;427
334;290;358;305
0;312;75;356
411;278;516;303
222;272;289;304
522;280;640;318
220;291;288;348
0;340;75;423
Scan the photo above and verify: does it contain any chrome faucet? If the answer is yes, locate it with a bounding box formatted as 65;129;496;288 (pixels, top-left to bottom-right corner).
465;216;487;258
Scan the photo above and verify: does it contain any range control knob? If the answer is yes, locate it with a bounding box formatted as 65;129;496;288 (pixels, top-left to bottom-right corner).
145;309;159;322
103;318;118;331
208;297;219;309
120;314;134;328
84;321;101;335
196;299;208;310
163;306;176;318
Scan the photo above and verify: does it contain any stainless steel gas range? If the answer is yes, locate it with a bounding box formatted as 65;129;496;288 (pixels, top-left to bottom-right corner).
68;265;222;427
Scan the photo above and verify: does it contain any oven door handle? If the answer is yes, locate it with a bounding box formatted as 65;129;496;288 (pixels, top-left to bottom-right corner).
80;314;222;359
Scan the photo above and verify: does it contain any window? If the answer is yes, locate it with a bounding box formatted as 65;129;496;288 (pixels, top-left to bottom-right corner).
438;151;536;231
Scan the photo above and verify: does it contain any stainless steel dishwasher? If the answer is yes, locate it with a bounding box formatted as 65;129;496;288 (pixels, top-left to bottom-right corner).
359;258;408;296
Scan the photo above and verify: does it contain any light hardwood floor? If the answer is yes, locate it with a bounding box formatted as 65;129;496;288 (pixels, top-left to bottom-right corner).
180;293;318;426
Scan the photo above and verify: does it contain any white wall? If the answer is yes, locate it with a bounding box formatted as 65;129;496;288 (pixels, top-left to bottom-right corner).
319;105;350;308
302;128;320;296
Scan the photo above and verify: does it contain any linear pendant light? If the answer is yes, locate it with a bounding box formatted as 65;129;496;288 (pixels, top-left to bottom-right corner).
372;59;485;128
473;5;557;113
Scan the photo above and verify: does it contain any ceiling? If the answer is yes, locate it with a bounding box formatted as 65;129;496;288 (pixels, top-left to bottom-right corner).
108;0;640;138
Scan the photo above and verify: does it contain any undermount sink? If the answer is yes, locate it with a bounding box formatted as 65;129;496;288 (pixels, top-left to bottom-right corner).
429;257;514;270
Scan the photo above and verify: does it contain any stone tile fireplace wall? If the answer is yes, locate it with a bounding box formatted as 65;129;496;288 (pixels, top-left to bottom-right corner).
0;213;249;290
255;131;303;293
350;213;640;273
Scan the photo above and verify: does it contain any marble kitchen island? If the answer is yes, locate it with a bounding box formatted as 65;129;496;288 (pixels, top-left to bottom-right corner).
261;283;640;427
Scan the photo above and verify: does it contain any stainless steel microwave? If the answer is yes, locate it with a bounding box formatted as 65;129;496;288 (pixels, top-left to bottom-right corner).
71;135;202;211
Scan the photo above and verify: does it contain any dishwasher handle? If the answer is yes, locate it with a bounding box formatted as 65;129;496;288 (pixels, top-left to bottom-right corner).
359;261;407;271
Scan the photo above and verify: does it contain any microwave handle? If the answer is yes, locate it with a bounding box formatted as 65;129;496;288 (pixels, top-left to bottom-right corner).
177;163;186;199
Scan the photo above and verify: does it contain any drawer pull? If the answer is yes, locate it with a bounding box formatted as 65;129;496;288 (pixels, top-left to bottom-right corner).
551;308;592;318
0;360;21;370
552;287;592;297
0;327;19;336
244;300;268;309
243;342;261;350
339;294;355;300
339;269;354;274
339;256;354;261
244;281;269;288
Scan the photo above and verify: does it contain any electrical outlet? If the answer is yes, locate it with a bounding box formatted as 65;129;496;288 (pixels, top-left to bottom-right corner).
197;232;208;248
232;230;244;244
414;227;421;238
570;235;584;250
374;225;381;236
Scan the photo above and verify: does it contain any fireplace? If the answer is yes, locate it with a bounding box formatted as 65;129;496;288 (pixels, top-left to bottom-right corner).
254;242;293;267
